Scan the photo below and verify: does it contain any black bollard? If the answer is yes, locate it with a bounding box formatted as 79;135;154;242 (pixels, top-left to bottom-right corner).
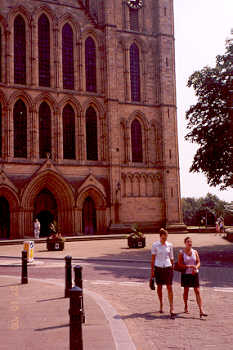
69;286;83;350
21;250;28;284
65;256;72;298
74;265;83;289
74;265;85;323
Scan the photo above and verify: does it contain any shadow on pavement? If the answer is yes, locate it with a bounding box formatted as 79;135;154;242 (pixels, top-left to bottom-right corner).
86;239;233;289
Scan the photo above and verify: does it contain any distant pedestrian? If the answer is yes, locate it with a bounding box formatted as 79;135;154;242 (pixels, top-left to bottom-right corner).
34;218;40;239
150;228;175;319
215;219;220;235
178;237;208;319
219;217;225;235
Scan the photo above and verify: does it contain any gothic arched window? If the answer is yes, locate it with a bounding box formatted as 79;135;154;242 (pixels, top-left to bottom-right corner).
63;104;75;159
38;14;50;87
85;37;96;92
131;119;143;162
14;99;27;158
130;43;140;102
62;23;74;90
86;106;98;160
39;102;51;158
14;15;26;85
0;103;2;157
0;26;2;82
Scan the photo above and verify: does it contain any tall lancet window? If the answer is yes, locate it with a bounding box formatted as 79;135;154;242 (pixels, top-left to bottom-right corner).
14;100;27;158
38;14;50;87
131;119;143;162
85;37;97;92
63;104;75;159
86;106;98;160
39;102;51;158
0;27;2;82
130;43;141;102
0;104;2;157
62;23;74;90
129;9;139;31
14;15;26;84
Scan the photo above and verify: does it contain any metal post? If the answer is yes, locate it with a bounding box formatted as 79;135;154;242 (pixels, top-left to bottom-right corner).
69;286;83;350
74;265;85;323
65;256;72;298
21;250;28;284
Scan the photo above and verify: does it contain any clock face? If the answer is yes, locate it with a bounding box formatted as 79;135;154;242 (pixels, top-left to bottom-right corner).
127;0;143;10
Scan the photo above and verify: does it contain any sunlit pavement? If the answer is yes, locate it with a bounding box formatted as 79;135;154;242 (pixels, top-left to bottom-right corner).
0;233;232;349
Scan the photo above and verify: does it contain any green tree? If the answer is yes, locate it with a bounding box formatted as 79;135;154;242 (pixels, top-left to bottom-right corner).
185;36;233;189
182;193;227;226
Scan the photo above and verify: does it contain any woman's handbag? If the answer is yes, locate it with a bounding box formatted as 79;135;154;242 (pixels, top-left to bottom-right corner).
174;262;186;273
149;278;155;290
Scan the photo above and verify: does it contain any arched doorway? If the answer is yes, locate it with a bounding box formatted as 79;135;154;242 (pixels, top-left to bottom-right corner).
34;189;57;236
82;196;96;234
0;197;10;239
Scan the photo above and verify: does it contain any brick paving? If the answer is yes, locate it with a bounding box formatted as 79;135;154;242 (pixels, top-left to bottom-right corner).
0;233;233;350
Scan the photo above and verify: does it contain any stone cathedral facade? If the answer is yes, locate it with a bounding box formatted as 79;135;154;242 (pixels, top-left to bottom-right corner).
0;0;185;238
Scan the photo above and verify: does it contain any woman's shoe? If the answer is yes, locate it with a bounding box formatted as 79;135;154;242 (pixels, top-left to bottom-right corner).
170;312;175;319
200;312;208;319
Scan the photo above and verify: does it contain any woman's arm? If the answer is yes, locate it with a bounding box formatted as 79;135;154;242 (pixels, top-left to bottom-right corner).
195;250;200;269
178;252;186;268
151;254;155;278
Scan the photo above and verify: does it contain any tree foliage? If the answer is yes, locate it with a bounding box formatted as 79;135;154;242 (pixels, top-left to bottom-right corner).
185;37;233;189
182;193;228;226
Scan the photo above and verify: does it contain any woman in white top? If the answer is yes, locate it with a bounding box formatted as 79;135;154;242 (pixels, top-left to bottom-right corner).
150;228;175;319
178;236;207;318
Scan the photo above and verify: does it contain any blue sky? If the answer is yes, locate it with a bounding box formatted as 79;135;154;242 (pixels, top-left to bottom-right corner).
174;0;233;202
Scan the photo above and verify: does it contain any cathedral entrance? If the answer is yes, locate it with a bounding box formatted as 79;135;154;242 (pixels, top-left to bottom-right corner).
82;196;96;234
0;197;10;239
34;189;57;236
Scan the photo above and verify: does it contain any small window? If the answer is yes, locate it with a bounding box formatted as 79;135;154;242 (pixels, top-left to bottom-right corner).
129;9;139;31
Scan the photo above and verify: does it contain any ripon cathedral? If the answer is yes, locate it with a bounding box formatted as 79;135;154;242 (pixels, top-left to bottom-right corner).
0;0;185;238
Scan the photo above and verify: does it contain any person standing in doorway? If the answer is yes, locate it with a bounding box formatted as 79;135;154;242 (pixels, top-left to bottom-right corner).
150;228;175;319
34;218;40;239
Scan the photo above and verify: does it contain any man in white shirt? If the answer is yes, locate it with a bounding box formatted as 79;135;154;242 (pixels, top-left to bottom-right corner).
150;228;175;319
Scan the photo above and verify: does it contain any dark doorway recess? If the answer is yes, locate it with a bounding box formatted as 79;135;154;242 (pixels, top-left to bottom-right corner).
0;197;10;239
82;196;96;235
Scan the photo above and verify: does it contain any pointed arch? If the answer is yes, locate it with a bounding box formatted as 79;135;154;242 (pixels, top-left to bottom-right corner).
38;13;50;87
62;23;74;90
0;23;2;83
13;99;27;158
130;42;140;102
39;101;51;158
0;102;2;157
21;169;75;235
86;106;98;160
14;14;26;84
63;103;75;159
131;118;143;162
85;36;96;92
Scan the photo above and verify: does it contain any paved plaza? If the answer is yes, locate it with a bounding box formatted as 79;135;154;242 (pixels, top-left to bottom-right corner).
0;233;233;349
